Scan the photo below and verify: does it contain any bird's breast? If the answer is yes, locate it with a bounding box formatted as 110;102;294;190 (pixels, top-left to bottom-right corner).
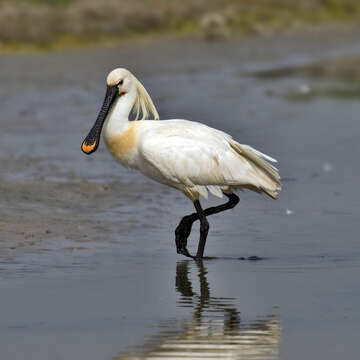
103;122;139;167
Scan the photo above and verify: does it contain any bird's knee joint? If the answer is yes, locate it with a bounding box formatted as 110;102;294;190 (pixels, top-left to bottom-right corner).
179;214;196;227
185;214;197;222
228;194;240;207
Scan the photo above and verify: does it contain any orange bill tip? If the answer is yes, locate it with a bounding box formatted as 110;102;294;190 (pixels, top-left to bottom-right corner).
82;141;97;154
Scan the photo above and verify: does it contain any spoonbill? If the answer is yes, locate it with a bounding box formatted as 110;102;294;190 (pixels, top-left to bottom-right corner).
81;68;281;259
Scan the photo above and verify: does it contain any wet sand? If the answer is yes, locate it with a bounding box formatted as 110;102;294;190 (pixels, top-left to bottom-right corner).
1;27;360;359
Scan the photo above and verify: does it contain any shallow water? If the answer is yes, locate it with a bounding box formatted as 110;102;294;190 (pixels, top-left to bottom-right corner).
1;28;360;359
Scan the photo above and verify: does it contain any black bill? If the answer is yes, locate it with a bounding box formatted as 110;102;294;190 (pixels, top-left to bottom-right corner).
81;85;118;155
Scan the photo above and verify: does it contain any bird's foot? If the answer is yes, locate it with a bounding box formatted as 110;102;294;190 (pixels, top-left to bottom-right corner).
175;235;188;255
177;246;205;260
176;246;194;258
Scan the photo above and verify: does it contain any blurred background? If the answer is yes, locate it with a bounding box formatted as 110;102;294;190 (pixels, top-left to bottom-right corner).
1;1;360;360
0;0;360;48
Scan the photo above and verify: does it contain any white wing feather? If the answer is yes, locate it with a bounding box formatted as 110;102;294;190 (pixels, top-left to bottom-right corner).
138;120;280;198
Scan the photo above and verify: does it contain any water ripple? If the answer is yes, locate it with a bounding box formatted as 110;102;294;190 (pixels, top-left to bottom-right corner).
115;261;280;359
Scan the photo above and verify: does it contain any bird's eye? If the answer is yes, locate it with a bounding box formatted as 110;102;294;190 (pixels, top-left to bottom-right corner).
117;79;124;86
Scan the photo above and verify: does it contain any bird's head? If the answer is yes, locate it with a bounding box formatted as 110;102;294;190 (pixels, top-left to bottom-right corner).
106;68;134;97
81;68;159;155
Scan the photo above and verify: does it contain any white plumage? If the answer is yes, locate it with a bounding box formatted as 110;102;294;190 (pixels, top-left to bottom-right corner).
81;68;281;258
136;119;280;200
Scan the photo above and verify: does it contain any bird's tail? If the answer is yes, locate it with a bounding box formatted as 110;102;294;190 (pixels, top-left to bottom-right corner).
230;142;281;199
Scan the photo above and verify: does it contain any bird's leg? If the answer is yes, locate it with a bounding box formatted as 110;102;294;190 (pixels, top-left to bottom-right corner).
175;193;239;258
193;200;209;259
175;213;198;258
204;193;239;217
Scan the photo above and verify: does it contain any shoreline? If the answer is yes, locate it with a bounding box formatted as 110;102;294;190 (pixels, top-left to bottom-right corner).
0;22;358;55
1;4;360;53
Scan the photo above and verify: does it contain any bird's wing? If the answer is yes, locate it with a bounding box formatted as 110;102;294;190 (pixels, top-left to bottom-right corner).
139;120;281;199
139;122;237;187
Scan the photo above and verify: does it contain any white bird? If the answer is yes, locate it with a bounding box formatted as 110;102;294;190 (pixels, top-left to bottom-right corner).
81;68;281;259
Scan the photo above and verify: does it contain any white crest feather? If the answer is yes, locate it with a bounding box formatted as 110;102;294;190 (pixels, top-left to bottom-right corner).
132;75;160;121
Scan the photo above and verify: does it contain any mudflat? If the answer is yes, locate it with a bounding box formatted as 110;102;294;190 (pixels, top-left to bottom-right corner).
0;27;359;359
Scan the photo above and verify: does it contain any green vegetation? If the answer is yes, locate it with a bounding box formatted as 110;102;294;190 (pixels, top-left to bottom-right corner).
1;0;360;50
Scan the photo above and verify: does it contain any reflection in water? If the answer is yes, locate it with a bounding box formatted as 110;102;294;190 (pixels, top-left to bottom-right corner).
115;261;281;359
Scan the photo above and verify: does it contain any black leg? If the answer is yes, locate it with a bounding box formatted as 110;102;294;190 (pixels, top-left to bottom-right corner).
175;193;239;258
193;200;209;258
175;214;198;258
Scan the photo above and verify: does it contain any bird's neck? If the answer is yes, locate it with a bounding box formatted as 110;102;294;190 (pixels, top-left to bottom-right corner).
103;87;136;139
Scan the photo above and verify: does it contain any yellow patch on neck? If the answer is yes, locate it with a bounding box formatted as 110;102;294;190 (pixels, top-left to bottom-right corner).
104;122;138;160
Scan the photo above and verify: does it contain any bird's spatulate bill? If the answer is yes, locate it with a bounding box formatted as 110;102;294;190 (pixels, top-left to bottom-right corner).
81;86;118;155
